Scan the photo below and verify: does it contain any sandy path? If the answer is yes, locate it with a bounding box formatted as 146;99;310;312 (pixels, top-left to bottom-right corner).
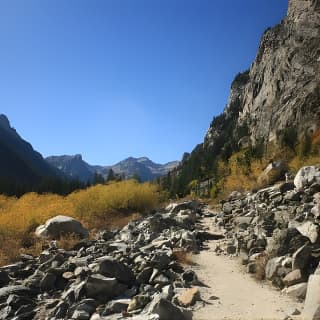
192;217;303;320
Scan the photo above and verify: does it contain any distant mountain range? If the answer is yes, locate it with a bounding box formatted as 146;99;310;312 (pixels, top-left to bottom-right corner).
46;154;179;182
0;114;61;184
0;113;178;191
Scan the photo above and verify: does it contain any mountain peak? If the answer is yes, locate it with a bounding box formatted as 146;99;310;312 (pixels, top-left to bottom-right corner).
137;157;151;163
74;154;83;161
0;114;11;130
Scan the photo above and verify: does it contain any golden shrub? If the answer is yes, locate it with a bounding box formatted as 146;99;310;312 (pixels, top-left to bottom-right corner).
0;180;160;265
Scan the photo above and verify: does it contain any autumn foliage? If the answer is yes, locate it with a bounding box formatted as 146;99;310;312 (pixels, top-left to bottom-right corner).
0;180;160;265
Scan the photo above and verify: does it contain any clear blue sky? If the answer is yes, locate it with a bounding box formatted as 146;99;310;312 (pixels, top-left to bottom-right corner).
0;0;288;165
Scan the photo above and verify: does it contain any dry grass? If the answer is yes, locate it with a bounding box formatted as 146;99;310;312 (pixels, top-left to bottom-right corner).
0;180;161;265
210;137;320;201
173;249;195;266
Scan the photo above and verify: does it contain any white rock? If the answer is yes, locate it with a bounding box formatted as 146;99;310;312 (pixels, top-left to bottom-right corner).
35;215;88;239
294;166;320;189
296;221;319;244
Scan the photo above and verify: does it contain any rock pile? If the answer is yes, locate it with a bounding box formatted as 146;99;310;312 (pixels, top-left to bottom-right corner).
212;165;320;319
0;200;210;320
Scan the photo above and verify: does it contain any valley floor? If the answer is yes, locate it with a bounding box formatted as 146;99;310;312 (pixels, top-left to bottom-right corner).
192;217;303;320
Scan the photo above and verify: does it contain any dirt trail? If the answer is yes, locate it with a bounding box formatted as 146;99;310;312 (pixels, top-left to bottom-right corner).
192;217;303;320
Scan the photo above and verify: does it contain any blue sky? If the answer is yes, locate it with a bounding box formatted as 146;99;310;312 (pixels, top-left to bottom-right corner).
0;0;288;165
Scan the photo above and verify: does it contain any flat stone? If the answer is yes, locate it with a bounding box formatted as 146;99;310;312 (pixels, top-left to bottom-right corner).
176;287;200;307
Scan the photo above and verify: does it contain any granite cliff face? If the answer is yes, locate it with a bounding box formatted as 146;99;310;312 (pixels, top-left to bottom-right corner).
205;0;320;148
166;0;320;195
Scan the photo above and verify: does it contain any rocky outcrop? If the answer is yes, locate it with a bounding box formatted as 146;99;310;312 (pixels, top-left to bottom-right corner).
0;201;210;319
206;0;320;148
170;0;320;196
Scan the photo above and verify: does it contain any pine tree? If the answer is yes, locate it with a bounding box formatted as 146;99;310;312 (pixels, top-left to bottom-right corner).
107;169;116;182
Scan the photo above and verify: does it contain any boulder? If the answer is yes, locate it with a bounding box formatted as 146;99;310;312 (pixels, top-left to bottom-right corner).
84;275;126;302
292;244;312;270
258;161;286;186
282;282;308;300
296;221;318;243
302;274;320;319
148;295;187;320
95;257;135;284
35;215;88;239
176;287;200;307
265;256;284;280
283;269;303;287
294;166;320;189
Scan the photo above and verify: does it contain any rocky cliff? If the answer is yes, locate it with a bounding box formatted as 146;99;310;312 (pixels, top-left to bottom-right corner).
206;0;320;148
169;0;320;195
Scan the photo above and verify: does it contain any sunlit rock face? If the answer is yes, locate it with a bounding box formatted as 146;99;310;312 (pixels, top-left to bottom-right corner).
205;0;320;149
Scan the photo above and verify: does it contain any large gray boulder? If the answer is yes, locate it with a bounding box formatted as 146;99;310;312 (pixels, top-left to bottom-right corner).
148;294;189;320
35;215;88;239
258;161;287;186
84;274;126;302
294;166;320;190
94;257;135;284
282;282;307;300
302;273;320;319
